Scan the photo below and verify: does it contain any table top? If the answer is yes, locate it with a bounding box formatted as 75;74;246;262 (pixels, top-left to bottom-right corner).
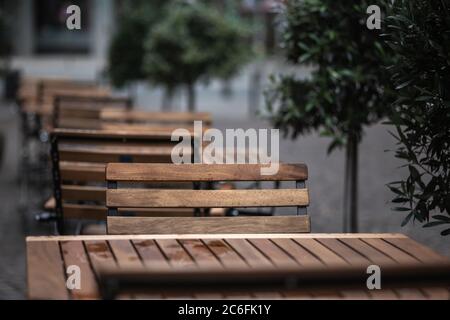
26;233;450;300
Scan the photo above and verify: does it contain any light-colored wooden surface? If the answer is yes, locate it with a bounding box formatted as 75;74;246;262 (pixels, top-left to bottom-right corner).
107;216;311;235
107;189;309;208
107;163;308;182
26;234;449;300
101;109;212;125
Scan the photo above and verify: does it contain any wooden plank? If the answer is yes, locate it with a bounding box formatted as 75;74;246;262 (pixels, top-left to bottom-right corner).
294;239;348;267
311;239;370;299
108;240;142;268
339;238;399;300
53;128;191;140
318;239;371;266
271;239;323;268
26;233;409;242
60;162;105;182
27;240;69;299
62;186;105;202
156;239;196;268
225;239;273;269
84;240;117;275
64;205;195;221
64;204;106;221
384;238;449;263
362;239;418;264
179;239;222;268
248;239;298;268
107;189;309;208
202;239;248;269
179;239;224;299
107;216;311;235
106;163;308;182
132;240;170;269
339;238;396;265
60;241;99;299
101;110;212;125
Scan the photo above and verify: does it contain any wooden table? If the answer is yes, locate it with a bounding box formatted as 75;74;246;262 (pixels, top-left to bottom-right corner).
26;233;450;300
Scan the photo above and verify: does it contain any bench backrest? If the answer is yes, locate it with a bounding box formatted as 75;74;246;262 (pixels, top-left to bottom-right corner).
105;163;310;235
53;95;133;129
50;129;196;234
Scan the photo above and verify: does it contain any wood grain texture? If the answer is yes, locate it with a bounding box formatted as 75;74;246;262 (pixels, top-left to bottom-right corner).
27;240;69;300
52;128;192;140
107;189;309;208
60;241;98;299
60;162;105;182
63;205;197;220
62;186;105;202
101;109;212;125
26;235;450;300
107;216;311;235
26;234;410;242
106;163;308;182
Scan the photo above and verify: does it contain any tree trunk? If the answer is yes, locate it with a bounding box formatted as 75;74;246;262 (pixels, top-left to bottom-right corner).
161;87;174;111
187;83;196;112
343;133;359;233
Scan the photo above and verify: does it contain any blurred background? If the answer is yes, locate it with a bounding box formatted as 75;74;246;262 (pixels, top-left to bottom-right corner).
0;0;448;299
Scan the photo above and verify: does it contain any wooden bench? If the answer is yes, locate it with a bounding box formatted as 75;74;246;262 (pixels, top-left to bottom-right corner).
100;109;212;127
105;163;310;235
53;95;133;129
49;128;197;234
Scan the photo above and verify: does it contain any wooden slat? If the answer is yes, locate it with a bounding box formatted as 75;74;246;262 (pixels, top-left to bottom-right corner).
107;216;311;235
132;240;170;269
64;204;106;220
294;239;347;267
108;240;142;268
362;239;418;264
107;189;309;208
60;162;105;182
101;110;211;124
248;239;298;268
64;205;196;221
26;234;409;242
225;239;273;269
271;239;323;268
59;145;176;163
53;128;191;140
84;240;117;275
202;239;248;269
106;163;308;182
60;241;98;299
179;239;222;268
62;186;105;202
27;240;69;299
318;239;371;266
384;238;448;263
156;239;196;268
339;238;396;265
225;239;282;298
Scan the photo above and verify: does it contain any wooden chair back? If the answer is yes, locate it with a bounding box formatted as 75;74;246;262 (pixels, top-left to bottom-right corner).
105;163;310;235
53;95;133;129
50;128;196;234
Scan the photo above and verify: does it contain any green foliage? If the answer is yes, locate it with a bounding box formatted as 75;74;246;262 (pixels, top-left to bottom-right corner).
143;1;252;96
107;0;169;87
385;0;450;235
265;0;393;153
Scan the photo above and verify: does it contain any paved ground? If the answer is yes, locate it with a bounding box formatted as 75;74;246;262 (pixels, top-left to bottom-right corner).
0;94;449;299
